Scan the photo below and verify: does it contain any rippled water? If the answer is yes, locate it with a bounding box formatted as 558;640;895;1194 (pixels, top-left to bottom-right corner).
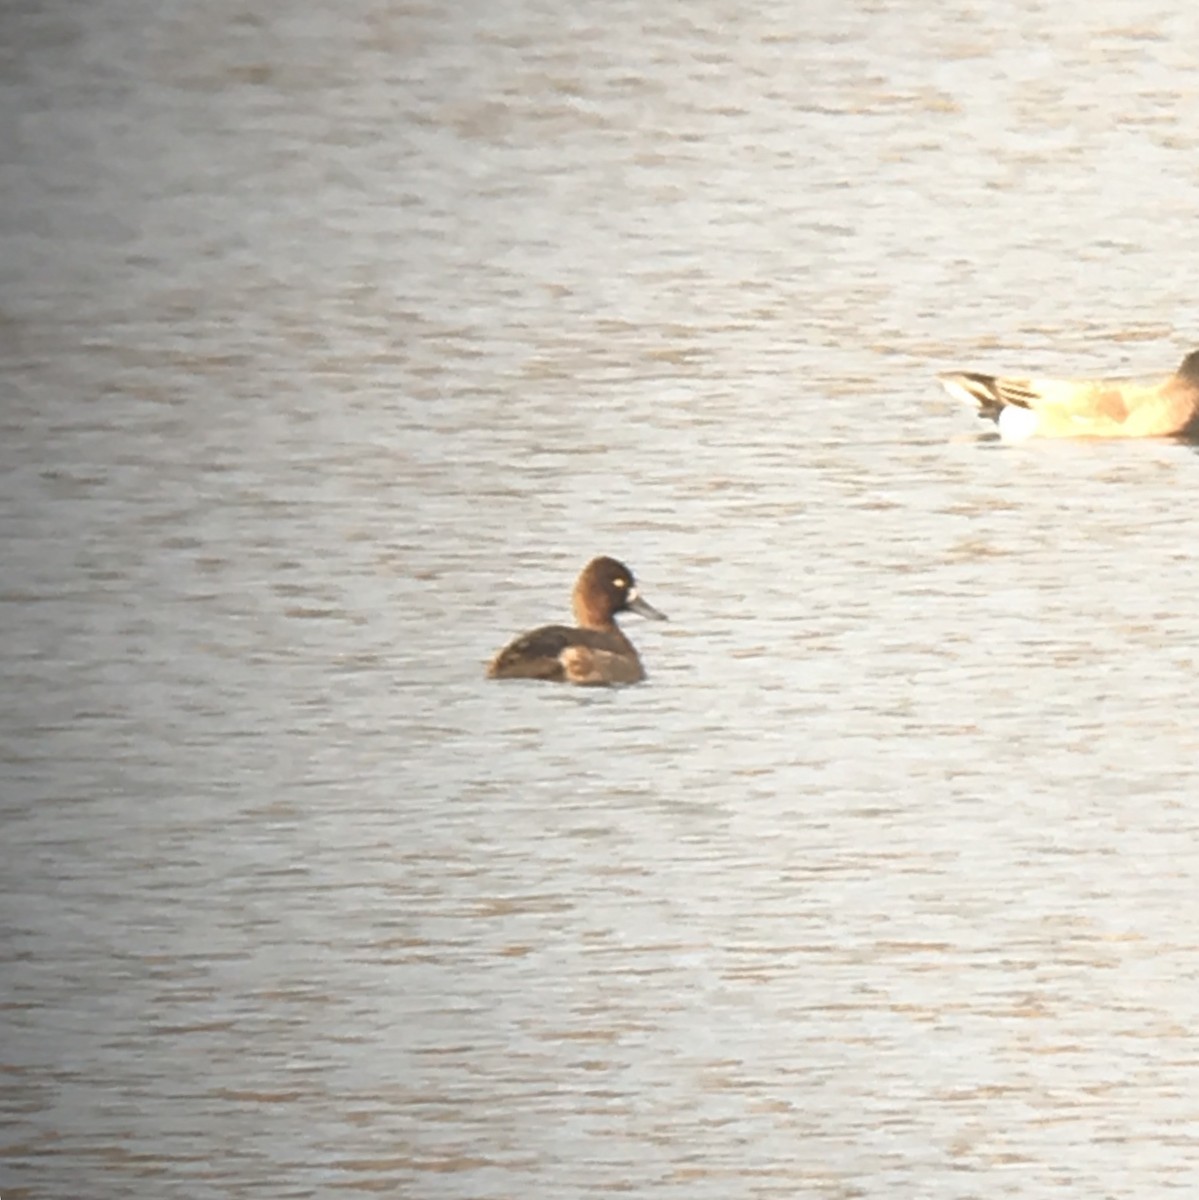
5;1;1199;1197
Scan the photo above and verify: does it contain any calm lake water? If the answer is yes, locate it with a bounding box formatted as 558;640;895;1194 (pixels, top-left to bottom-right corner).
4;1;1199;1197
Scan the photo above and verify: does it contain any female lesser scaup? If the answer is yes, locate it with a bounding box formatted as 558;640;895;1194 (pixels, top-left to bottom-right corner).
486;556;666;685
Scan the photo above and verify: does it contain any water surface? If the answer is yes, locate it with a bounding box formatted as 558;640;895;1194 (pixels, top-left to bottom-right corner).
4;1;1199;1197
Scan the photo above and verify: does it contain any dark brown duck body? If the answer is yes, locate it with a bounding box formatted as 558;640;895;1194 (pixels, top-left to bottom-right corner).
486;556;666;685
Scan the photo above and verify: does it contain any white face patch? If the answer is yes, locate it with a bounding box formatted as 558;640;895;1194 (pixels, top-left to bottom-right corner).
625;586;639;602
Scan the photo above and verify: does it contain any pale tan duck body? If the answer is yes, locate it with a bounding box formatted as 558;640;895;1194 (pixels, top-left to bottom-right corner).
486;556;666;686
939;349;1199;441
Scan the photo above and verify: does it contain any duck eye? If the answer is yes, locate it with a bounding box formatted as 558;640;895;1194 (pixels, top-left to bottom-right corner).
612;577;627;589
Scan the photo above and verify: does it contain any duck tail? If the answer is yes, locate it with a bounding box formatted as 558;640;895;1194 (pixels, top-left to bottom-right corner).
937;371;1007;423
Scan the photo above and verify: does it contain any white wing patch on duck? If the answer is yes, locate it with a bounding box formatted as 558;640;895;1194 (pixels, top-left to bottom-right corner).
996;403;1040;441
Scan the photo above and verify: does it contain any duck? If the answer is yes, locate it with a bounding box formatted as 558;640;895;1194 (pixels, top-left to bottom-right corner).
486;556;667;685
938;348;1199;441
